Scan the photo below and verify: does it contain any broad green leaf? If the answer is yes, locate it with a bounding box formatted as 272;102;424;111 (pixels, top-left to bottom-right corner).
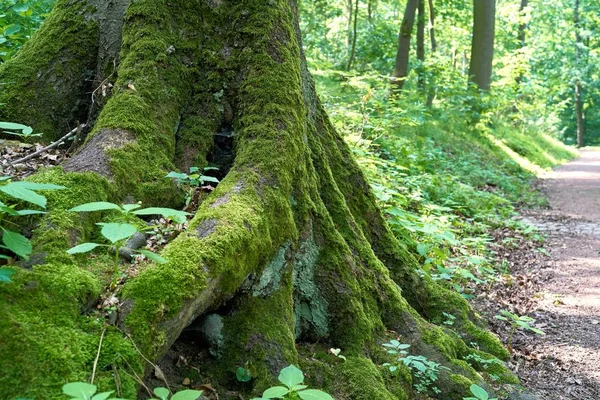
70;202;122;212
469;384;489;400
3;24;21;36
0;122;30;133
9;182;64;191
278;365;304;388
132;207;190;223
2;229;32;259
0;268;16;282
16;210;46;216
165;172;188;180
98;223;138;244
122;203;142;212
297;389;334;400
0;185;46;207
62;382;97;399
262;386;289;398
91;391;114;400
201;176;220;184
236;366;252;382
0;204;19;216
67;243;102;254
136;249;167;264
153;387;169;400
170;390;203;400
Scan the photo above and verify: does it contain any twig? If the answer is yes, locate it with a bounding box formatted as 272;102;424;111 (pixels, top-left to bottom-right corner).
120;357;154;397
10;124;86;165
91;328;107;385
124;332;171;391
91;59;117;105
112;364;123;397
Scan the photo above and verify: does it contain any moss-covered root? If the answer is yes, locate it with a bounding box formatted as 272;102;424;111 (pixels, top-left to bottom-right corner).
0;0;100;140
63;0;206;205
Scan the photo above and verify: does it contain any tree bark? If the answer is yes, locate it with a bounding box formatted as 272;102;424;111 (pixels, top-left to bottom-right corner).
391;0;419;91
468;0;496;90
0;1;512;398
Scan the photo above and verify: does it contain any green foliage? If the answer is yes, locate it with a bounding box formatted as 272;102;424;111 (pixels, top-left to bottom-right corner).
165;166;219;206
0;121;41;140
67;201;189;276
494;310;544;350
0;176;64;271
236;366;253;382
382;340;450;394
0;0;55;62
463;384;497;400
251;365;333;400
61;382;203;400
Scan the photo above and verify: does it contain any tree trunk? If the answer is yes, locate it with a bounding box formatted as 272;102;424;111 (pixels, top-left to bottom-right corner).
368;0;377;21
416;0;426;89
346;0;360;70
574;0;585;147
575;81;585;147
391;0;419;92
514;0;529;88
428;0;437;53
468;0;496;90
0;1;513;398
425;0;437;106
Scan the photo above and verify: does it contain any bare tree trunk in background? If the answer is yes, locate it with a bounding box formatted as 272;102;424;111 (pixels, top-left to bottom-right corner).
468;0;496;90
391;0;419;91
515;0;529;88
425;0;437;106
417;0;426;89
368;0;377;21
346;0;360;70
574;0;585;147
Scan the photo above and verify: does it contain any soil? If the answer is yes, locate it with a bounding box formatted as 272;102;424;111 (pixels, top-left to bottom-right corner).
474;150;600;399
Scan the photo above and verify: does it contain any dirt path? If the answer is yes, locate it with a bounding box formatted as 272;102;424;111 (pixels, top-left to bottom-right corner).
513;150;600;399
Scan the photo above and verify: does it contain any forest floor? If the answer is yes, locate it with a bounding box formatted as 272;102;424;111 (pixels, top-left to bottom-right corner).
475;150;600;399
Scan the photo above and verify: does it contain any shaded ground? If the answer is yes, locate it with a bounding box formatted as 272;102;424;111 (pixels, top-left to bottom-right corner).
478;150;600;399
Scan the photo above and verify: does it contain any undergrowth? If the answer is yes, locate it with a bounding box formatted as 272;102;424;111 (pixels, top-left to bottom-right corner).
312;67;576;300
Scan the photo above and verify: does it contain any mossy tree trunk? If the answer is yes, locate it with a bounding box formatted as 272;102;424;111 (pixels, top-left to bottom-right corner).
0;1;514;399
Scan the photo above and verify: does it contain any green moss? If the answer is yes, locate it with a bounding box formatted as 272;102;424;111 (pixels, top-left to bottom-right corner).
0;0;99;140
336;357;407;400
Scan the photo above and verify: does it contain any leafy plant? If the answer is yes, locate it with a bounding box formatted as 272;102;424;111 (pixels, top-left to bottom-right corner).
67;202;190;276
166;167;219;206
0;176;64;281
236;365;252;382
463;353;503;371
494;310;544;350
463;384;497;400
251;365;333;400
0;0;54;62
382;340;450;394
61;382;203;400
0;121;42;140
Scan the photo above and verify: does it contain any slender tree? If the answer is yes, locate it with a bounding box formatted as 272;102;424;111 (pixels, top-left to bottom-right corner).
574;0;585;147
417;0;426;89
468;0;497;90
391;0;420;91
347;0;360;70
426;0;438;106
